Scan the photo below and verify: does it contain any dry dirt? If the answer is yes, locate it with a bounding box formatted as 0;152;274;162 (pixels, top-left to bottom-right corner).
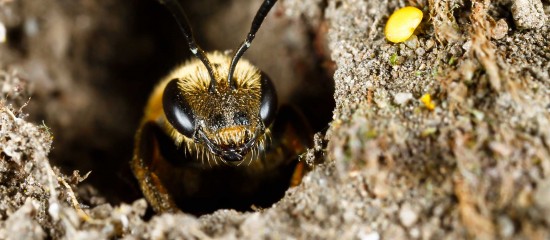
1;0;549;239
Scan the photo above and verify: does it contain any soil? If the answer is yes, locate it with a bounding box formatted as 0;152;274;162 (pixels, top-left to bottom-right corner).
0;0;549;239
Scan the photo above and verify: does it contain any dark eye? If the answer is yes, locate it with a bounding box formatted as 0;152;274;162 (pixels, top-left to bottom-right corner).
163;79;195;138
259;73;277;127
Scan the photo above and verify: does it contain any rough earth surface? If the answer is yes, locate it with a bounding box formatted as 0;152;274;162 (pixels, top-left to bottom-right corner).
1;0;549;239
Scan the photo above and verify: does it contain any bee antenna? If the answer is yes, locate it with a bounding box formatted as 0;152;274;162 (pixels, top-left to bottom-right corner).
227;0;278;89
160;0;217;92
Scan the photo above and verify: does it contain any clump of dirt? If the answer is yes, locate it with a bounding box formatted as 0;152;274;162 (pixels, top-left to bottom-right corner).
326;0;550;239
1;0;549;239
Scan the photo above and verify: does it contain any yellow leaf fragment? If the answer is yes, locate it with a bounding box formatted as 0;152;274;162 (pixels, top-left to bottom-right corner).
420;93;435;110
385;6;423;43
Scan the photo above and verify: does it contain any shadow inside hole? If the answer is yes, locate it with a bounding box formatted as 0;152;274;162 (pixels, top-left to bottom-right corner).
47;0;198;206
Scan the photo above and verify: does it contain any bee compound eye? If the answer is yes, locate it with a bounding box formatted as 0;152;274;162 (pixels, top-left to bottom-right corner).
163;79;195;138
259;73;277;127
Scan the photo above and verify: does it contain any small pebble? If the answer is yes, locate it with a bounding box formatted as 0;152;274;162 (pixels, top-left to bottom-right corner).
404;35;419;49
394;92;413;105
399;204;419;227
0;21;6;43
359;231;380;240
415;48;425;56
425;39;435;50
497;216;515;237
491;19;508;39
410;227;421;238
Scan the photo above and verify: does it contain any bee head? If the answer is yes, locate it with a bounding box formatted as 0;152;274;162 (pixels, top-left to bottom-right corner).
162;55;277;162
159;0;278;163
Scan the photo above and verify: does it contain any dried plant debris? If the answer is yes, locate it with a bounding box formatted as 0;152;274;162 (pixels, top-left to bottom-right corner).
0;0;550;239
0;103;53;235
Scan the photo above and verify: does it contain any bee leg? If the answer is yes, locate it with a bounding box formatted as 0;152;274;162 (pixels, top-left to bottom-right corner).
271;105;313;187
290;161;305;187
131;121;178;213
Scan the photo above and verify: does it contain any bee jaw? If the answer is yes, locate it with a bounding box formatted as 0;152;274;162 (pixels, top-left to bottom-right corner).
197;127;262;162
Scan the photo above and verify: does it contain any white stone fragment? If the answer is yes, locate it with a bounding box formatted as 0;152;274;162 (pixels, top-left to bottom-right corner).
394;92;413;106
0;21;6;43
399;204;419;227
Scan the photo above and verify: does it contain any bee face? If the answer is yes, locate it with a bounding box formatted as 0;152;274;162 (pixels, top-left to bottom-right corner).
162;53;277;162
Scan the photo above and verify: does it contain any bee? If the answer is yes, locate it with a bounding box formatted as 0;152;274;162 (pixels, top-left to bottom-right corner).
131;0;311;214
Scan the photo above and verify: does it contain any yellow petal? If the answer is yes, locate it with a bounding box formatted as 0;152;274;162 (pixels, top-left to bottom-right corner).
385;6;423;43
420;93;435;111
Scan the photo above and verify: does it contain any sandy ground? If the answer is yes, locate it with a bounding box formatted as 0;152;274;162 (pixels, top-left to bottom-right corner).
1;0;549;239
